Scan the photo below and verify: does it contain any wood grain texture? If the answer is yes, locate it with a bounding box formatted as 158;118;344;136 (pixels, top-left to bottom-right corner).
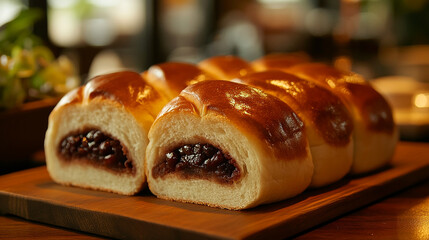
295;178;429;239
0;142;428;240
0;215;107;240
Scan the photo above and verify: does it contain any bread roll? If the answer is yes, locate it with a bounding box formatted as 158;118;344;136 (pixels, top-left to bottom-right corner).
284;63;398;174
233;70;354;187
44;71;168;195
198;55;255;79
144;62;214;101
145;80;313;209
251;53;311;72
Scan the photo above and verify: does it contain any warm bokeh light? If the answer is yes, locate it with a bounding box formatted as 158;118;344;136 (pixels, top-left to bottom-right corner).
47;0;144;47
414;93;429;109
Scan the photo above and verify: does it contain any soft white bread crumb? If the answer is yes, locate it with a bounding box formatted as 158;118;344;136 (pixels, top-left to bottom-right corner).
45;99;147;195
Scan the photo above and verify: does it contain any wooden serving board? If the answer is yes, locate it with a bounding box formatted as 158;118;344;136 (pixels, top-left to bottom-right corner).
1;142;428;240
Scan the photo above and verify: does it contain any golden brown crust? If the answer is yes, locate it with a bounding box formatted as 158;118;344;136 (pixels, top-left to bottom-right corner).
178;80;308;160
236;70;353;146
156;95;197;117
54;87;83;110
144;62;214;100
86;71;162;111
198;55;254;79
285;63;395;134
346;83;394;133
55;71;165;119
251;53;311;71
286;63;346;86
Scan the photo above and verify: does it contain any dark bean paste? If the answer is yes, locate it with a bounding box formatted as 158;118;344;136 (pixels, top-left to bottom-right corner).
58;129;134;174
152;143;240;184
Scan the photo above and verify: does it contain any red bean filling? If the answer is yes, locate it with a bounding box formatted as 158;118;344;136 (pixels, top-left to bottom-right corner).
152;143;240;184
58;129;134;173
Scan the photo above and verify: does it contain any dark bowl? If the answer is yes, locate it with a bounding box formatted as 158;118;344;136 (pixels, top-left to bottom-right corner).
0;98;58;174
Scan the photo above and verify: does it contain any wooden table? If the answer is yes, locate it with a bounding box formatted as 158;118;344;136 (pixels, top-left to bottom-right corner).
1;178;428;239
296;178;429;240
1;141;428;239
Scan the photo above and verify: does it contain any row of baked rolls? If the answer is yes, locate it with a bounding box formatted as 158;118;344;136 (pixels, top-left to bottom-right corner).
44;54;397;209
45;71;168;195
197;55;398;174
146;62;354;187
254;58;398;174
233;71;354;187
144;54;397;209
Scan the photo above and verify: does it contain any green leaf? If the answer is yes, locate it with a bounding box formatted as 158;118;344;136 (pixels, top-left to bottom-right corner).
0;76;25;109
0;8;43;54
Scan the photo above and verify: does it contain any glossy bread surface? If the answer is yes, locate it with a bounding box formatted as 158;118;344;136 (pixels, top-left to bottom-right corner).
145;62;213;99
251;53;310;71
286;63;395;134
346;83;394;133
198;55;255;79
56;71;164;117
237;70;353;146
179;80;308;160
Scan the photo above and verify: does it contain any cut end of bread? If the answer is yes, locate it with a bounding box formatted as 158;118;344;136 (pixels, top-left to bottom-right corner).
45;99;148;195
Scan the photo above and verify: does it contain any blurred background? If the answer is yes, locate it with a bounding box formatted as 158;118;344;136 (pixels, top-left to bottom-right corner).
2;0;429;79
1;0;429;172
